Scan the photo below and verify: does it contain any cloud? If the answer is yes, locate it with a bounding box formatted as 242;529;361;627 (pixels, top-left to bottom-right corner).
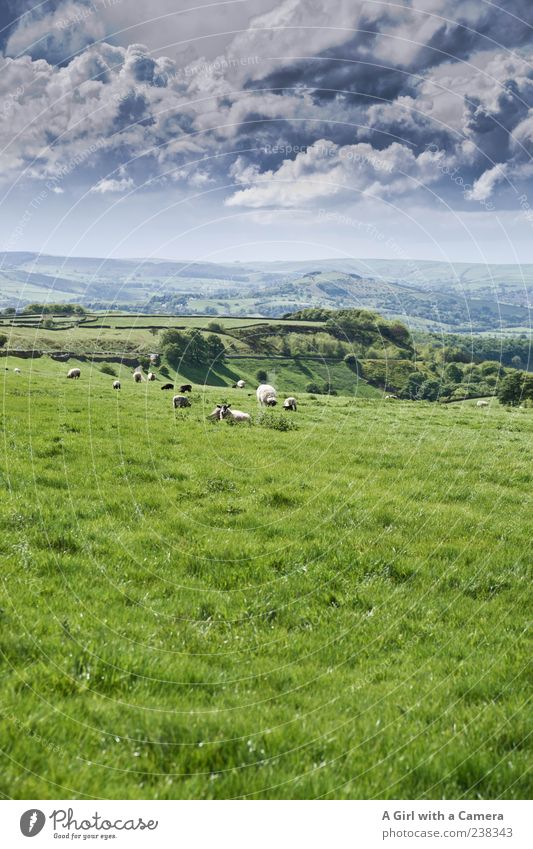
225;139;446;207
1;0;533;215
91;175;134;194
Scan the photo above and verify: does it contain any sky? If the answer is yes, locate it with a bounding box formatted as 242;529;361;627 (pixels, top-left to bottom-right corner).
1;0;533;265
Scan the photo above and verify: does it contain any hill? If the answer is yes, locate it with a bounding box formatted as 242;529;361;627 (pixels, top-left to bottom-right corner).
1;357;531;798
1;253;531;333
0;306;522;402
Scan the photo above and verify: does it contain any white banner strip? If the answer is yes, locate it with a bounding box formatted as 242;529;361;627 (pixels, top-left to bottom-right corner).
2;799;531;848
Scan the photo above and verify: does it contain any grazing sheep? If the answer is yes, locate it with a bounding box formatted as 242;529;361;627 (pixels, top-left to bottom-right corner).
219;403;251;423
179;383;192;393
67;368;81;379
236;379;245;389
113;380;121;390
384;394;398;400
256;383;277;406
161;383;174;390
283;396;297;411
14;367;21;374
133;371;144;383
173;395;191;409
147;372;156;381
476;399;489;407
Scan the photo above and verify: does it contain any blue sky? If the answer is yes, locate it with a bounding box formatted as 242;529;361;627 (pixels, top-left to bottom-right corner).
1;0;533;264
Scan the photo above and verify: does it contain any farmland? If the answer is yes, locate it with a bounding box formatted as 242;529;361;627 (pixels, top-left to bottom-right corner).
0;356;531;799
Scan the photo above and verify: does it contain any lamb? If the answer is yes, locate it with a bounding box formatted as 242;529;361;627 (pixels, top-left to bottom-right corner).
236;379;245;389
283;396;297;411
219;403;251;423
147;372;156;381
133;371;144;383
113;380;121;390
256;383;277;406
67;368;81;379
160;383;174;390
179;383;192;393
13;367;21;374
476;399;489;407
173;395;191;409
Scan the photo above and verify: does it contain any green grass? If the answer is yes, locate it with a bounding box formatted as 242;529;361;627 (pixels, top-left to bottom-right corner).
0;359;531;799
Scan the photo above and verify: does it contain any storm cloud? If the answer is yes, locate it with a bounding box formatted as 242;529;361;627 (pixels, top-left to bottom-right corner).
1;0;532;212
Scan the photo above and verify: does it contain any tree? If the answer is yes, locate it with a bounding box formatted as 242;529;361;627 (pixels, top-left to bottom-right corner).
497;371;533;406
419;379;441;401
306;382;322;394
511;355;522;370
344;353;362;376
402;372;425;400
256;369;268;382
0;334;7;349
444;363;463;383
206;334;225;363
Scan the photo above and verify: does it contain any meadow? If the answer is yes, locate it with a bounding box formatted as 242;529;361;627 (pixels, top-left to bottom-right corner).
0;357;531;799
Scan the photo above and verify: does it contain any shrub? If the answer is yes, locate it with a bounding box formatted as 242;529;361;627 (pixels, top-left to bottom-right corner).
306;382;322;394
100;364;117;376
256;369;268;382
159;365;170;378
0;333;7;349
258;412;297;431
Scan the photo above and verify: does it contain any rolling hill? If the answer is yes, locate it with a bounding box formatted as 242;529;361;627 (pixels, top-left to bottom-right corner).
0;253;531;332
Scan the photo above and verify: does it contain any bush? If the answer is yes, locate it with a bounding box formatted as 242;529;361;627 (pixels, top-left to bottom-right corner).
258;412;297;431
207;321;224;333
256;369;268;382
100;364;117;376
0;333;7;349
306;382;322;394
159;365;170;378
344;353;362;375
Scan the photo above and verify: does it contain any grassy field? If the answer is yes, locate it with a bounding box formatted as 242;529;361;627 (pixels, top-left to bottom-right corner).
0;357;531;799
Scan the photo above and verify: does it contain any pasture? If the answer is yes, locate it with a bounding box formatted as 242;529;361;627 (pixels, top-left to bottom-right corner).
0;359;531;799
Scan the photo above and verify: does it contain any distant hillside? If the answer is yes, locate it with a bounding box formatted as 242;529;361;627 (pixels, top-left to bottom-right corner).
0;252;531;333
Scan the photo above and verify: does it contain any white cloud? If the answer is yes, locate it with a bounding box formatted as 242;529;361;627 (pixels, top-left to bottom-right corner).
225;139;446;207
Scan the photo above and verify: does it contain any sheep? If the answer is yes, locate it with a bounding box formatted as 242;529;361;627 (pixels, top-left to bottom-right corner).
476;399;489;407
179;383;192;393
208;404;224;420
283;396;297;411
173;395;191;409
113;380;121;390
219;403;251;423
236;379;245;389
67;368;81;379
13;367;21;374
133;371;144;383
256;383;277;406
147;372;156;381
160;383;174;390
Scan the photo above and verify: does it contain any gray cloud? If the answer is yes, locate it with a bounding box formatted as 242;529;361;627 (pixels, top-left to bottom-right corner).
0;0;532;212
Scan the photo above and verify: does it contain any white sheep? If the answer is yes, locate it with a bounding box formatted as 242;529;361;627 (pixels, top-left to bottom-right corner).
476;399;489;407
147;372;156;381
113;380;121;390
256;383;277;406
13;367;21;374
67;368;81;379
133;371;144;383
283;396;297;411
236;379;245;388
219;403;250;423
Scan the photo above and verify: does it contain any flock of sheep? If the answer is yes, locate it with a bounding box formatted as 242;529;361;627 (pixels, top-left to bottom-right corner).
66;366;297;422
